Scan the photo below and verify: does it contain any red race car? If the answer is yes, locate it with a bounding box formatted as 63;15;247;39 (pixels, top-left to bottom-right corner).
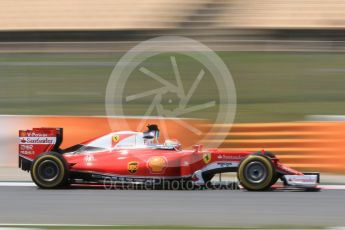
18;125;320;191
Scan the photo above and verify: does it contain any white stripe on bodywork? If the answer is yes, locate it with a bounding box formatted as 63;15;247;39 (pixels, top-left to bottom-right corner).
201;161;239;172
192;162;239;185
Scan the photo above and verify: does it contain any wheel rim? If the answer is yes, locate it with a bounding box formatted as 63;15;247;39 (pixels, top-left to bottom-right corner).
244;161;267;184
37;160;60;182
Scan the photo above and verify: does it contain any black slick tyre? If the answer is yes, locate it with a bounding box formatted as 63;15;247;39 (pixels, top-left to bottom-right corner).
237;155;276;191
30;152;69;189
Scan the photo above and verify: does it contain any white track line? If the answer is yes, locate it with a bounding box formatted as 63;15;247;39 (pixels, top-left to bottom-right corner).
320;185;345;190
0;182;35;187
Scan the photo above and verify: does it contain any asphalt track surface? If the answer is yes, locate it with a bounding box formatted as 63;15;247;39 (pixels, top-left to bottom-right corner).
0;186;345;227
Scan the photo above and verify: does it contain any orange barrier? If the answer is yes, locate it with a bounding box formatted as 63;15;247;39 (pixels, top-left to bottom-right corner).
0;115;208;167
1;116;345;172
205;122;345;173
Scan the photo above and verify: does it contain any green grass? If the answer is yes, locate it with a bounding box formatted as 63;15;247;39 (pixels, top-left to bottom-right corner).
1;51;345;122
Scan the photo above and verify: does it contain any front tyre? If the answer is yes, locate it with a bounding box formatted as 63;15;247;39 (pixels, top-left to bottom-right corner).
30;152;69;189
237;155;276;191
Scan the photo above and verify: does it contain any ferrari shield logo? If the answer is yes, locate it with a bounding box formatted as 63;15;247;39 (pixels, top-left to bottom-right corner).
128;161;138;174
203;153;211;164
112;135;120;143
112;135;120;148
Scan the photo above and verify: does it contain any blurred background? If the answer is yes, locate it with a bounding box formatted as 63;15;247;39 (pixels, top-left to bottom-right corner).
1;0;345;175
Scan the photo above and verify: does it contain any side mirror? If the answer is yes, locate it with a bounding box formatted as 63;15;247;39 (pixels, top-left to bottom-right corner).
193;145;203;153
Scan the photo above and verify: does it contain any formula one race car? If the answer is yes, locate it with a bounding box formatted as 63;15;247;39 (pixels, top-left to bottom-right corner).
18;125;320;191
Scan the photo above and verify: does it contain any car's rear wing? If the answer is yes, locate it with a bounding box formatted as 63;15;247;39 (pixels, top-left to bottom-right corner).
18;128;63;171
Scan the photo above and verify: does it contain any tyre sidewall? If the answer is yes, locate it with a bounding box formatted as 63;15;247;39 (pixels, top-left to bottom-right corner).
238;155;275;191
31;152;69;189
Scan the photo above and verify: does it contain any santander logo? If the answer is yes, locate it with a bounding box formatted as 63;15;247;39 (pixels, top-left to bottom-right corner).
19;137;56;145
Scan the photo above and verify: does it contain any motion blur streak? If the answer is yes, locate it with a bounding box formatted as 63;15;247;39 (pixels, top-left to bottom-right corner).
0;0;345;228
207;122;345;172
0;0;344;30
2;115;345;173
0;115;208;167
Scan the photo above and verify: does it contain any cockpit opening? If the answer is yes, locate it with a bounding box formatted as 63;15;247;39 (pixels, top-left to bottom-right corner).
143;124;160;144
66;124;181;154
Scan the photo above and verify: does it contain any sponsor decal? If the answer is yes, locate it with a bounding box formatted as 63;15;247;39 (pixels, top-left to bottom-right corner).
19;137;56;145
19;131;27;137
147;156;167;174
28;132;49;137
112;135;120;145
288;177;316;183
84;154;94;163
201;161;239;172
128;161;139;174
19;151;35;155
112;135;120;142
24;132;50;137
19;143;34;155
203;152;211;164
217;154;242;160
20;145;33;151
217;162;233;167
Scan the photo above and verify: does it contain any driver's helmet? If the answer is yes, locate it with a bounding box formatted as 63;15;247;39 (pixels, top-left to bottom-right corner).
143;124;160;143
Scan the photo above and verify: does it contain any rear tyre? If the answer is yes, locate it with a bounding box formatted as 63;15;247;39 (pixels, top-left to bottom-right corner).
237;155;276;191
30;152;69;189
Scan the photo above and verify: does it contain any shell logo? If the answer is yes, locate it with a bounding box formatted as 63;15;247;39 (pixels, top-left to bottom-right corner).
147;156;167;174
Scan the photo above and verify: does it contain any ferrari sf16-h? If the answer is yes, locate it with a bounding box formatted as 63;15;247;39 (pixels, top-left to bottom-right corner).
18;125;320;191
